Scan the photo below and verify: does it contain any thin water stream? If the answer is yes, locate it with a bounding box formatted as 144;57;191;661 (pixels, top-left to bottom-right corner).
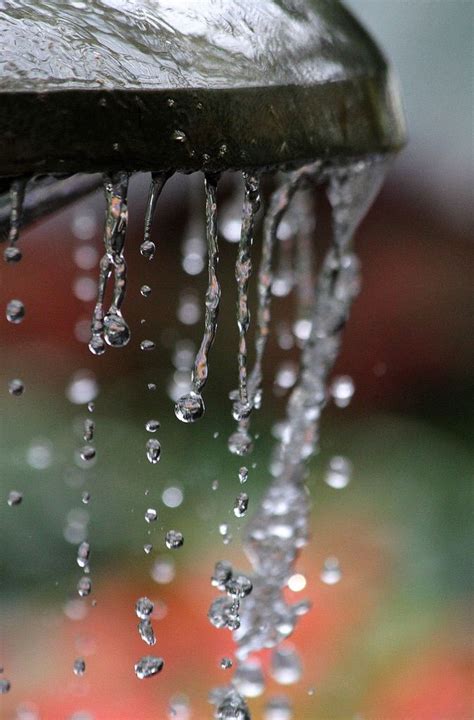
2;156;389;718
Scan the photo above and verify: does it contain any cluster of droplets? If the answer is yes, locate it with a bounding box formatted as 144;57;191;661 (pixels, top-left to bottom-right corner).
88;172;131;355
134;597;164;679
208;561;253;634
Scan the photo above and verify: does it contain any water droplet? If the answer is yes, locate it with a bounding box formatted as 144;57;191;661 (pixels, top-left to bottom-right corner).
66;371;99;405
134;655;164;679
4;246;22;263
233;492;249;518
138;619;156;646
81;491;91;505
177;291;201;325
83;419;95;442
88;335;106;356
320;557;342;585
103;311;130;348
174;391;204;423
87;401;95;413
6;298;25;324
274;362;298;390
264;696;293;720
172;130;186;142
228;429;253;456
324;455;352;489
165;530;184;549
141;285;152;297
145;419;160;432
144;508;157;523
77;541;90;568
167;98;175;107
234;658;265;698
77;576;92;597
330;375;355;408
135;597;154;619
238;467;249;484
7;490;22;506
220;657;232;669
270;646;302;685
73;658;86;676
211;480;219;491
140;240;156;259
146;439;161;464
80;445;96;462
151;557;175;584
148;383;157;391
0;678;11;694
8;378;24;396
162;486;183;508
141;339;156;352
287;573;307;592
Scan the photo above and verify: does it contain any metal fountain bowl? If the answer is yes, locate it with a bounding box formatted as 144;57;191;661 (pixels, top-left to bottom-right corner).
0;0;406;180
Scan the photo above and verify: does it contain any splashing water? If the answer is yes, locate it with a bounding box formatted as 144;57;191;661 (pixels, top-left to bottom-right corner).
89;172;130;355
175;174;220;423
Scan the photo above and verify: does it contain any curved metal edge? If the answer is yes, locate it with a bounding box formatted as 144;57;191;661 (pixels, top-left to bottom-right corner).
0;69;406;179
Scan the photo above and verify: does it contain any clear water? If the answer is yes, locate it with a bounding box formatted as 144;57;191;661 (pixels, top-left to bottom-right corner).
1;155;389;716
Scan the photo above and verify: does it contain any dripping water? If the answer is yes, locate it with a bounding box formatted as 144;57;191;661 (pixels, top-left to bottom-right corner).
175;174;221;423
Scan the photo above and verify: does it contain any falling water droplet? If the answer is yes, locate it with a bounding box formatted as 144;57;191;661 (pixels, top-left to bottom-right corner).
81;491;91;505
138;619;156;646
324;455;352;489
135;597;154;619
77;541;90;568
145;419;160;432
83;419;95;442
270;646;302;685
145;508;158;523
174;391;204;423
264;696;293;720
146;439;161;464
228;428;253;456
0;679;11;694
238;467;249;484
77;576;92;597
234;658;265;698
8;378;24;396
80;446;96;462
4;246;22;263
330;375;355;408
172;130;186;143
320;557;342;585
7;490;23;506
73;658;86;676
144;543;153;555
140;339;156;351
134;655;164;679
140;240;156;259
220;657;233;670
6;299;25;324
141;284;152;297
165;530;184;549
233;493;249;518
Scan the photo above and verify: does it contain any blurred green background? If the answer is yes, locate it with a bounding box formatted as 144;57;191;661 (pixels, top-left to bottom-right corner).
1;2;473;719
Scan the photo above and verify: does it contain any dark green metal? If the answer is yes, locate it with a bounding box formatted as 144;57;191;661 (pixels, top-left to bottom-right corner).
0;0;406;178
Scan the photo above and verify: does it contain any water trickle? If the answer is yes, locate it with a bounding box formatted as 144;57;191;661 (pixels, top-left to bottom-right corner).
138;619;156;646
142;172;170;251
175;174;220;423
6;298;25;324
89;172;130;355
228;174;261;451
4;178;26;263
73;658;86;676
146;438;161;464
7;490;23;506
8;378;24;396
134;655;164;679
165;530;184;549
